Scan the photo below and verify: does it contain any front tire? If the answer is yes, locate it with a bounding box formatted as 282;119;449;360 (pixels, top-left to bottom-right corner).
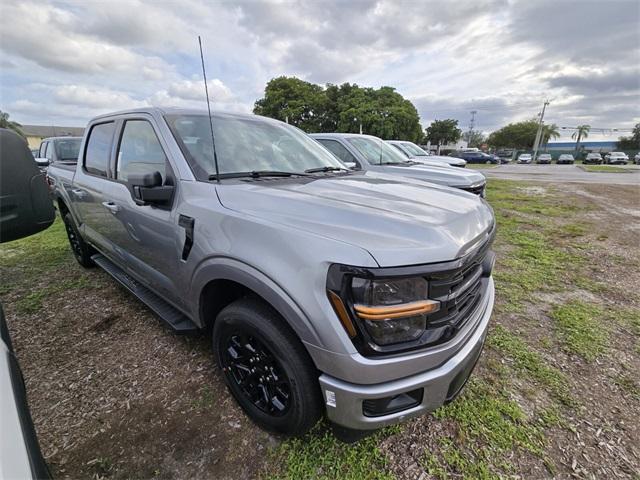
213;297;322;436
63;213;95;268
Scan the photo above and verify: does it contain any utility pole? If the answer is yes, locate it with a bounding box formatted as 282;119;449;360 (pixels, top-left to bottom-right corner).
532;100;549;161
467;110;477;147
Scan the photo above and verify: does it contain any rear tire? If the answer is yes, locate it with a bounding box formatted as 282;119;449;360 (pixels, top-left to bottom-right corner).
213;297;322;436
63;213;95;268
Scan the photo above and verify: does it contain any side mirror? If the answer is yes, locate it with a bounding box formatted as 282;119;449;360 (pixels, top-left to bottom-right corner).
0;130;55;242
35;158;50;167
128;171;173;206
343;161;357;170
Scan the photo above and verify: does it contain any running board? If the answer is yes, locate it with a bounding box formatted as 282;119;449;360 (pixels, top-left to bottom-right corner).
91;254;198;334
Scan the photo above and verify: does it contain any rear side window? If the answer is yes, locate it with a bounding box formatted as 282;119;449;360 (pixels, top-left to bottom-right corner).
116;120;167;182
85;122;115;177
317;139;359;166
39;141;48;158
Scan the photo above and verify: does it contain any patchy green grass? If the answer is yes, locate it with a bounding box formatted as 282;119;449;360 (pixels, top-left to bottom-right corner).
0;217;69;270
466;163;499;169
579;165;632;173
268;425;396;480
489;326;572;405
426;379;548;479
550;302;608;361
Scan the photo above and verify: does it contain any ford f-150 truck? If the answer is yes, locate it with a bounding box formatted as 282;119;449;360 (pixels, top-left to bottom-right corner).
47;108;496;436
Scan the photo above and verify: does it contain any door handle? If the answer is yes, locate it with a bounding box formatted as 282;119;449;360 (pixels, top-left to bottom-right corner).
102;201;121;214
72;189;87;198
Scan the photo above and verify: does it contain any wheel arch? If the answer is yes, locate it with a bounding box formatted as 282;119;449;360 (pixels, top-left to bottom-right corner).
192;258;323;348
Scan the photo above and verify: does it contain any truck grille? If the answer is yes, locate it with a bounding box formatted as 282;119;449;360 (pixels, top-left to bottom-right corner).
420;235;493;346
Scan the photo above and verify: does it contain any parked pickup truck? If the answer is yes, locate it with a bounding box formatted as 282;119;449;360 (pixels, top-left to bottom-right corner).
34;136;83;169
47;108;496;436
311;133;487;196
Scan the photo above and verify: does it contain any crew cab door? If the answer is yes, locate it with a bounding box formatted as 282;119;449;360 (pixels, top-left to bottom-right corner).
99;116;184;306
72;121;117;251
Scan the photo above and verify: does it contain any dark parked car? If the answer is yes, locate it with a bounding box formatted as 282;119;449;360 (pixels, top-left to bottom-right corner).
583;153;603;165
556;154;575;164
453;151;499;164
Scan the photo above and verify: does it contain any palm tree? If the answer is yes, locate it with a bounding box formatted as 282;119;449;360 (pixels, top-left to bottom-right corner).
571;124;591;153
542;123;560;149
0;110;25;137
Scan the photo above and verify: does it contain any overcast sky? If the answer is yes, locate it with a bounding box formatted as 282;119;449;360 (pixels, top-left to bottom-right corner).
1;0;638;140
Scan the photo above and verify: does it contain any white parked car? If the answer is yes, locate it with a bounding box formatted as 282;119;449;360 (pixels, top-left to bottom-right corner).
517;153;532;164
387;140;467;168
557;154;575;164
605;152;629;165
634;152;640;165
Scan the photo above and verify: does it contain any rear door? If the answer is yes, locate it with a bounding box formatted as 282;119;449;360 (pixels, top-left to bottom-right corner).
72;121;116;252
99;116;183;306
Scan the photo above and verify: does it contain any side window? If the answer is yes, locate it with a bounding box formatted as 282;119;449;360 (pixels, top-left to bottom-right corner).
391;143;409;157
85;122;115;177
45;142;54;161
116;120;167;182
39;142;48;158
317;139;360;168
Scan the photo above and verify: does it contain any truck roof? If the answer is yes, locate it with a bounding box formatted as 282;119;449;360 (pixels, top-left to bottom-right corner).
90;107;274;124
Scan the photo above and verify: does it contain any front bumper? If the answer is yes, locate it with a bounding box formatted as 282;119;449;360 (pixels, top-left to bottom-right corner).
319;277;493;430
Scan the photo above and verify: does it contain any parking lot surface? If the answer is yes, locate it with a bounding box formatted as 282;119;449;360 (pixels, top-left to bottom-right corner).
482;164;640;185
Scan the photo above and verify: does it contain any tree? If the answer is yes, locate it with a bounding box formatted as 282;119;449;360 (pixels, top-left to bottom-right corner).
254;77;423;142
0;110;24;137
542;123;560;149
462;130;485;148
616;123;640;150
424;119;462;152
486;120;539;149
571;125;591;152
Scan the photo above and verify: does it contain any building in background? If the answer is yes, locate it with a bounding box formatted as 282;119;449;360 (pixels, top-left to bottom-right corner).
21;125;84;149
547;140;617;152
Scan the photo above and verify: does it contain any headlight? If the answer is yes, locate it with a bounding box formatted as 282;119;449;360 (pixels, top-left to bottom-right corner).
350;277;439;345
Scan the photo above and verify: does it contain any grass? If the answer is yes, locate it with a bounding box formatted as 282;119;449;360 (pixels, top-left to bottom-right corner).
579;165;632;173
550;301;608;361
425;380;548;479
268;425;396;480
0;218;69;270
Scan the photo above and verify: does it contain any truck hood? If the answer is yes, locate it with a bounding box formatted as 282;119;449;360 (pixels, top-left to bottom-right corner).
217;171;494;267
368;163;485;188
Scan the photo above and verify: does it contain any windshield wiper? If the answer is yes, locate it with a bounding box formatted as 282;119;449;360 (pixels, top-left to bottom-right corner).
304;166;348;173
210;170;311;180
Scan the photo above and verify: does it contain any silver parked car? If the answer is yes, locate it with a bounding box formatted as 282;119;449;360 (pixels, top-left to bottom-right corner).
517;153;532;164
388;140;467;168
605;152;629;165
46;108;496;436
536;153;552;164
312;133;486;196
584;152;603;164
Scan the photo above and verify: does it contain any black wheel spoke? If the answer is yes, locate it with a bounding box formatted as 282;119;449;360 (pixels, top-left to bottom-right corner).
221;331;291;417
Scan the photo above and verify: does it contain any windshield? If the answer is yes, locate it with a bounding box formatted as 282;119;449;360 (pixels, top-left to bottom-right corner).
165;114;345;179
348;137;409;165
54;138;81;162
401;142;429;156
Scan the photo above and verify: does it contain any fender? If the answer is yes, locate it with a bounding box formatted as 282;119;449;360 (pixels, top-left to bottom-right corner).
190;257;323;347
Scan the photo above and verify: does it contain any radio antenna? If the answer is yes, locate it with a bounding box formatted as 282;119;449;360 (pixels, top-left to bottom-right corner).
198;35;220;182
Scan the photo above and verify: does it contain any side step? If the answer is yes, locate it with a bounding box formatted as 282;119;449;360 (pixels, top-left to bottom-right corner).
91;254;198;334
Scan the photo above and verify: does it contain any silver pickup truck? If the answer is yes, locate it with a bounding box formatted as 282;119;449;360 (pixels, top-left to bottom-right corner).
46;108;496;436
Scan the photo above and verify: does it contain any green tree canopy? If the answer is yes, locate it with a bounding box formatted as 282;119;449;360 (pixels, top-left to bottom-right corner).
0;110;24;138
462;130;486;148
487;120;539;149
616;123;640;150
254;77;423;142
424;119;462;147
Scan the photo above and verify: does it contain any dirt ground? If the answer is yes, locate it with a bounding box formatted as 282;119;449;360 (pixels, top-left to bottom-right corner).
1;180;638;479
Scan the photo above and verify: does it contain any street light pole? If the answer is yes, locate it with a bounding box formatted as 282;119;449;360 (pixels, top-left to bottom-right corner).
532;100;549;162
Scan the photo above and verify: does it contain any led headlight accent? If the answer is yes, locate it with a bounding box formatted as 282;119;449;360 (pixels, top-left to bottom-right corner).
351;277;440;346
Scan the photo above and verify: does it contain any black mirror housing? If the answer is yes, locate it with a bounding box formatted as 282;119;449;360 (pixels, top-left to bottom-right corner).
129;170;173;206
128;171;162;188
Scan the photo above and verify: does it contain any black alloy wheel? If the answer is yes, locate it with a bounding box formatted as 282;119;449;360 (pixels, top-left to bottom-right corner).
221;332;291;416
